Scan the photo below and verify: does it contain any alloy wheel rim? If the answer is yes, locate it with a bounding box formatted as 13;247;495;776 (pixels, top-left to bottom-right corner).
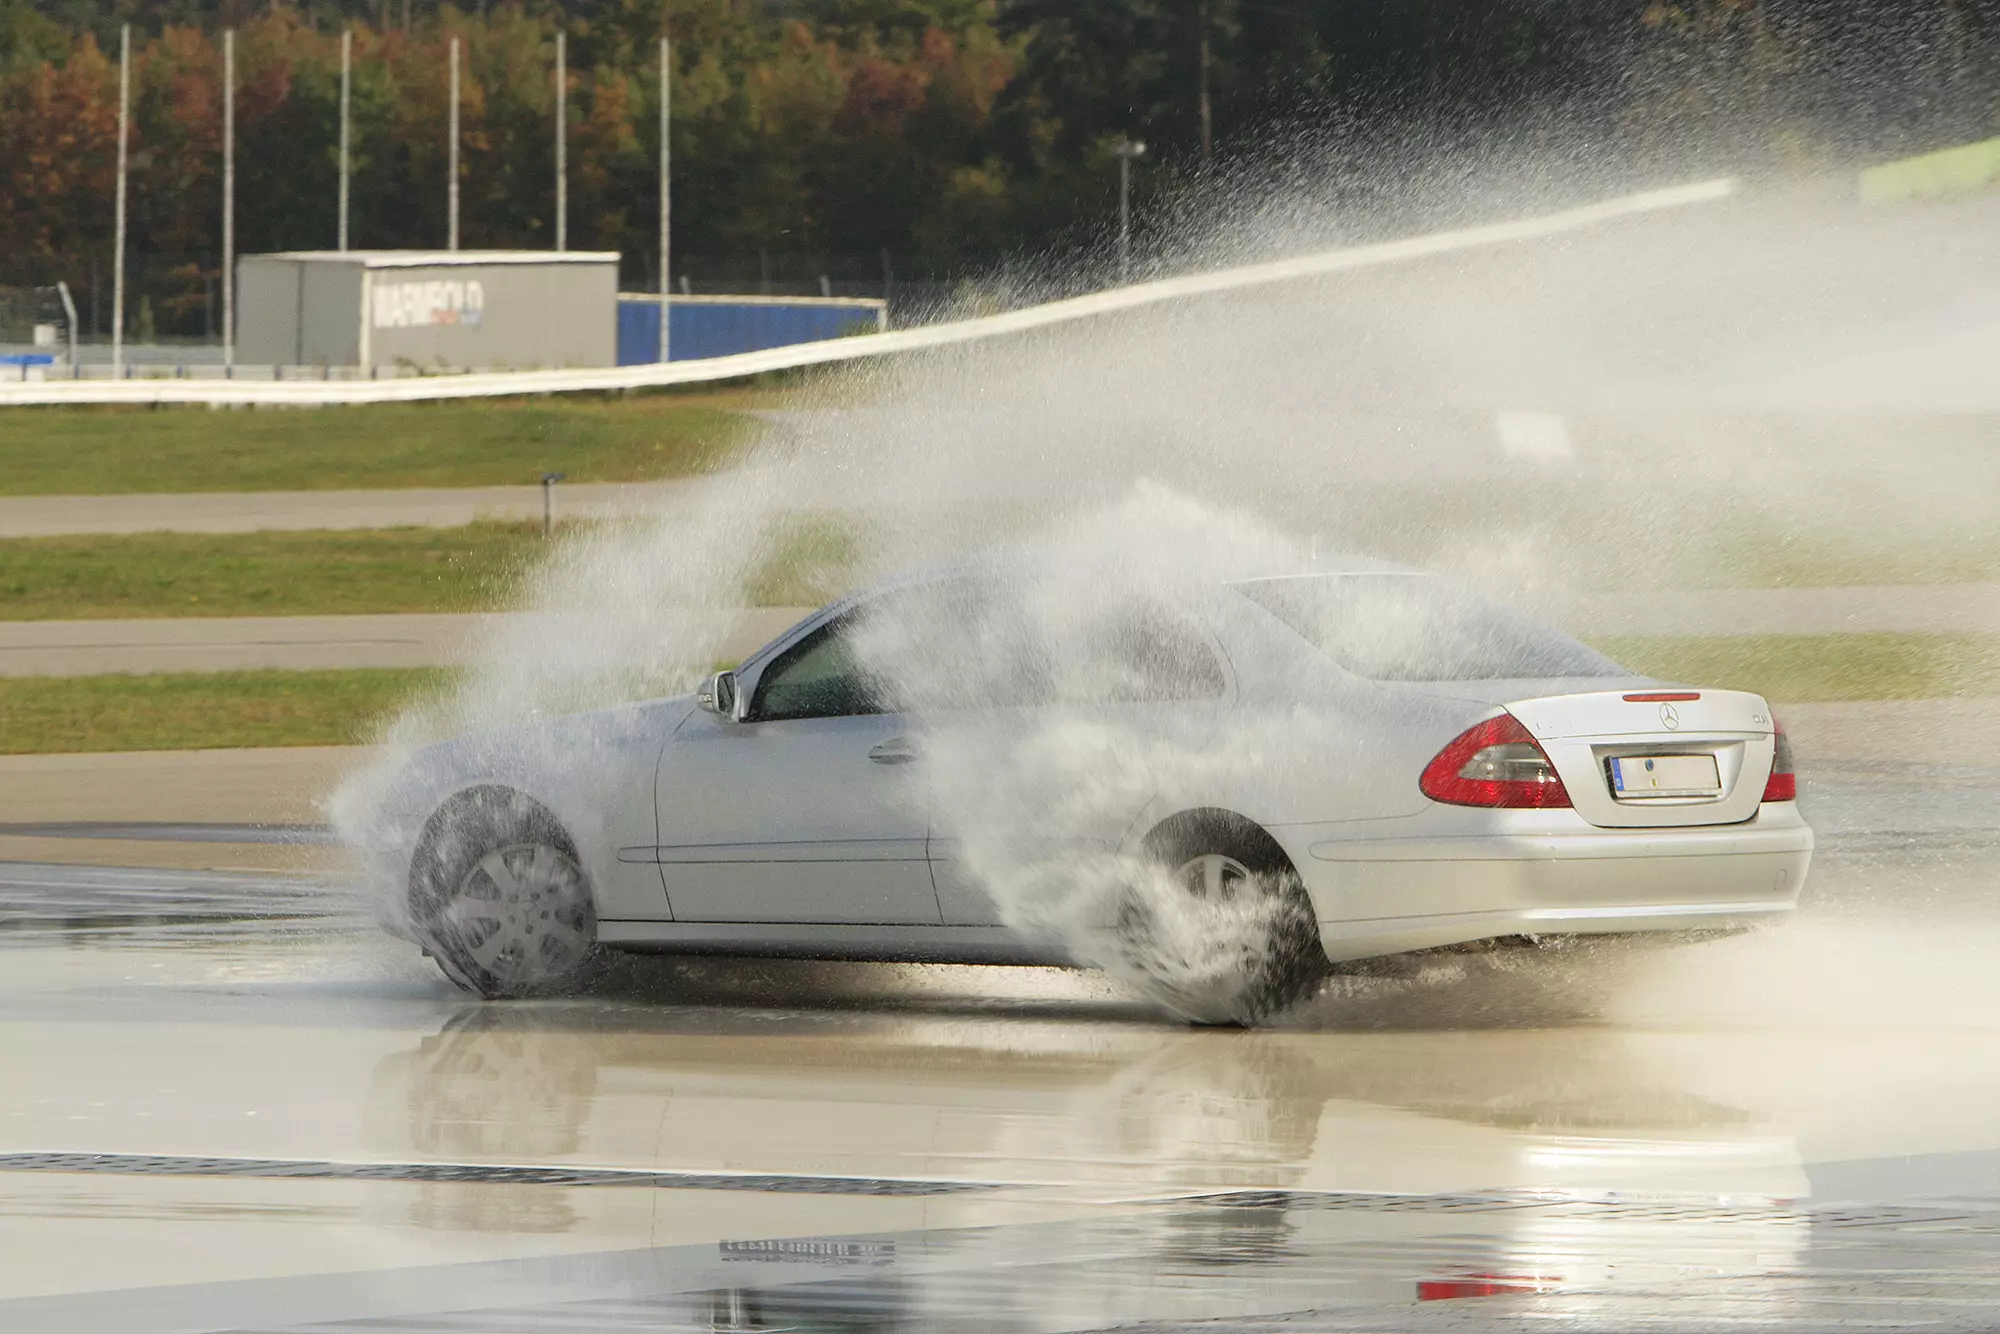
441;842;593;988
1173;852;1256;902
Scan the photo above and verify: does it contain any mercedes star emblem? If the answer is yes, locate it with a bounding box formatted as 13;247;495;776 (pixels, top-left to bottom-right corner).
1659;702;1681;730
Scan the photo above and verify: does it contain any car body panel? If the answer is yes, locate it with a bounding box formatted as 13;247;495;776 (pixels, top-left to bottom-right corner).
596;920;1073;965
368;701;676;932
649;706;941;924
928;839;1012;926
1281;801;1810;933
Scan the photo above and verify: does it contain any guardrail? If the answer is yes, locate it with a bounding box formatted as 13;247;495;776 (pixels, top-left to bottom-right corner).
0;178;1733;409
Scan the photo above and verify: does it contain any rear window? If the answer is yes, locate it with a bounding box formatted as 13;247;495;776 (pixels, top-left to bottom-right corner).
1233;573;1630;683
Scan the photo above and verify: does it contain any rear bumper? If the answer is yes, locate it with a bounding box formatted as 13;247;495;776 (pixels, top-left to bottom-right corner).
1278;805;1811;964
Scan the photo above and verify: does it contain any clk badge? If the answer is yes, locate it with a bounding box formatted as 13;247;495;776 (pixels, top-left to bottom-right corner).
1659;703;1681;730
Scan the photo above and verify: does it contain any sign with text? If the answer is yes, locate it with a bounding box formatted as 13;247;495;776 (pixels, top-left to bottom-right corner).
372;278;486;329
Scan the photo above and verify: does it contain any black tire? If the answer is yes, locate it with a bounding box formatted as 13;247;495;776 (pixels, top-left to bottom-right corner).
1114;811;1329;1026
407;786;601;999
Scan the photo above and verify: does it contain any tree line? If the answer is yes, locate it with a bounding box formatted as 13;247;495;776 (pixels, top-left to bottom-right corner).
3;0;1994;338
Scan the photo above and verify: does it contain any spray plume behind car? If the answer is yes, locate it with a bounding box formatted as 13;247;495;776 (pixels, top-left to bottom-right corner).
329;149;1995;1019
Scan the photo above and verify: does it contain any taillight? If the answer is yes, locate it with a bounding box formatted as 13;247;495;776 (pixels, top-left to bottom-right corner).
1421;713;1572;809
1761;717;1797;802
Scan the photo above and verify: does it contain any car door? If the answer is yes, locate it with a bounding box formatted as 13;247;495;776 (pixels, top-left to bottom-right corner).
652;606;942;924
926;594;1233;925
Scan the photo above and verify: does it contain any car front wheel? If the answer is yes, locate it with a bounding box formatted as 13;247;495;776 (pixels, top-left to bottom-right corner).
409;789;600;999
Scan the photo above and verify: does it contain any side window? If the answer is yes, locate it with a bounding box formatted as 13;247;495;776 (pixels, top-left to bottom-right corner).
1066;606;1227;703
882;579;1052;711
747;617;884;722
746;588;1224;719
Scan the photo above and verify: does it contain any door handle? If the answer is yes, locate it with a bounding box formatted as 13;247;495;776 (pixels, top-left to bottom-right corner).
868;739;918;765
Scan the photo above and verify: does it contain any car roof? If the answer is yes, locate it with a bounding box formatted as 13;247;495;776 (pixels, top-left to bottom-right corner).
839;551;1423;604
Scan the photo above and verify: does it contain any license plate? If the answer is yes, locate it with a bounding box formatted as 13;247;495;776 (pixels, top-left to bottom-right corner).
1608;753;1721;799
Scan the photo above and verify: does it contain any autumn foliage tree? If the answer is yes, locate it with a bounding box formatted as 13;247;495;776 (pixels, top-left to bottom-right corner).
3;0;1994;339
0;3;1038;335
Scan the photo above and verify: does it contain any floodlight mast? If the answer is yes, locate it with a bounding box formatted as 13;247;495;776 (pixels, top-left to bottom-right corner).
448;36;460;251
339;28;351;252
554;29;567;252
672;35;680;366
659;34;671;364
1197;0;1212;163
113;23;130;373
223;28;235;370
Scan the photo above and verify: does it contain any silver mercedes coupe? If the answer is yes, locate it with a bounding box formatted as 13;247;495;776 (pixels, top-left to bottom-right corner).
363;562;1810;1023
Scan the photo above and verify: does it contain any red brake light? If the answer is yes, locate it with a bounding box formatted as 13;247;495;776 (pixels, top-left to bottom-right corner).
1761;717;1797;802
1623;692;1700;703
1421;713;1572;809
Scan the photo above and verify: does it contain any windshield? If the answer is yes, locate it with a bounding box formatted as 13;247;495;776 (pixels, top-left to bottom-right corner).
1233;573;1631;683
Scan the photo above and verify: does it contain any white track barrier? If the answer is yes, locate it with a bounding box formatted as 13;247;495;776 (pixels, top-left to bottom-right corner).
1;179;1733;409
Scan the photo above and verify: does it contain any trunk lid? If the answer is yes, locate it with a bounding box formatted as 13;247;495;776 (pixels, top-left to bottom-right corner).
1510;687;1777;828
1387;680;1779;828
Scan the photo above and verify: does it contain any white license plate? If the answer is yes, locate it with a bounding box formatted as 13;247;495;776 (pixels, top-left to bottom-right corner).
1608;753;1721;799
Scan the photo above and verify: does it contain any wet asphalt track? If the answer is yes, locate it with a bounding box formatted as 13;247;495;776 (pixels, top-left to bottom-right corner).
3;753;1999;1333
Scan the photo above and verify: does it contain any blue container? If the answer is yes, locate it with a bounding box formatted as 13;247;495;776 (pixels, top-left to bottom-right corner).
617;296;885;366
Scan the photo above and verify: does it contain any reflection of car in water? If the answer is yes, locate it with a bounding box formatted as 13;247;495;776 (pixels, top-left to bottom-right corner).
369;1007;1808;1201
362;561;1810;1022
365;1008;1809;1324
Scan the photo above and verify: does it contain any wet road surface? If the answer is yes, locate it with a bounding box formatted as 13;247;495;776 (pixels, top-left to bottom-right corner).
3;754;1999;1332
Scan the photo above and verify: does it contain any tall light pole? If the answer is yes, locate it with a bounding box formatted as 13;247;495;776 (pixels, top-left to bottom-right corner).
668;34;684;362
1113;136;1145;282
112;23;130;372
553;29;566;251
222;28;235;369
1197;0;1213;164
447;35;460;250
338;27;352;251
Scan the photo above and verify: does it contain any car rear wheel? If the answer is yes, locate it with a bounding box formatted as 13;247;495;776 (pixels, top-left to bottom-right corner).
1114;812;1329;1026
409;789;600;999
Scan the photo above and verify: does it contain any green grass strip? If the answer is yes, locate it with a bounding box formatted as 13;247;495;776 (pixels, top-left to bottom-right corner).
0;514;862;619
0;394;761;495
0;523;547;619
0;668;453;754
1594;633;2000;703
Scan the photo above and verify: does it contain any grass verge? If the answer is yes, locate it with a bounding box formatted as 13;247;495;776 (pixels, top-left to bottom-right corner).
0;392;769;494
0;668;452;754
0;515;859;619
1594;633;2000;703
0;523;545;619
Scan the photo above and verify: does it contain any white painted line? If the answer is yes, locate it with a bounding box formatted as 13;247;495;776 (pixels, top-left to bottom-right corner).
1;179;1734;408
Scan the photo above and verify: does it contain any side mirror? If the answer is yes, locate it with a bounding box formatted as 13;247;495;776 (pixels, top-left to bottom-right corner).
696;670;739;719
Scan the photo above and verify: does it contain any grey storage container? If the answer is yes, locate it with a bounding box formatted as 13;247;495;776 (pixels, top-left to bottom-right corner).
236;251;618;371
